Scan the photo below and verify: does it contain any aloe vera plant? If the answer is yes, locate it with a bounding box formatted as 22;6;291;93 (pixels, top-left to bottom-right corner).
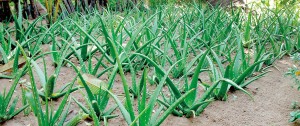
29;48;80;100
157;49;253;117
0;67;28;123
208;34;269;100
14;42;84;126
65;59;119;125
110;58;195;126
0;9;44;79
0;24;10;64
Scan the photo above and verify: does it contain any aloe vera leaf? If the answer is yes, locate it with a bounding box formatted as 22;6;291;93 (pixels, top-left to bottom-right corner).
155;89;195;126
132;53;189;108
186;50;209;106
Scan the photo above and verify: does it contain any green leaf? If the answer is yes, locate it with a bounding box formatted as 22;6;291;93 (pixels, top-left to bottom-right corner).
186;50;209;106
217;65;231;100
234;60;266;85
107;90;132;124
155;89;195;126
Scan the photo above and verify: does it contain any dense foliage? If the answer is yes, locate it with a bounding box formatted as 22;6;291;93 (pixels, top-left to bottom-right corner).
0;1;300;125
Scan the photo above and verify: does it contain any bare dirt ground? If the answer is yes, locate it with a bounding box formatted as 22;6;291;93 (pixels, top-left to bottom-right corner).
1;56;300;126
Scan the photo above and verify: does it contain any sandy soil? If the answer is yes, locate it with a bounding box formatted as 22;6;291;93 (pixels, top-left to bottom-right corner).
1;55;300;126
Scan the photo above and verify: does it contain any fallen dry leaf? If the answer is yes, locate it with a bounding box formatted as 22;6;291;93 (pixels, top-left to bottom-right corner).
295;70;300;76
0;57;26;74
77;73;108;94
